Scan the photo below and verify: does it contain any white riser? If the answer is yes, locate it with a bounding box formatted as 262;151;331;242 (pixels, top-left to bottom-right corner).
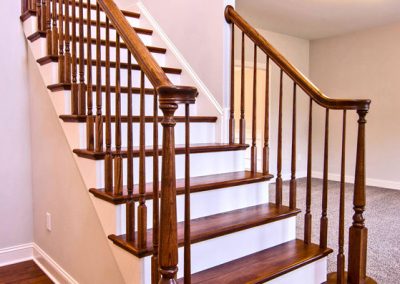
57;90;194;117
51;3;140;27
94;150;246;188
115;182;269;234
41;62;180;89
74;120;215;148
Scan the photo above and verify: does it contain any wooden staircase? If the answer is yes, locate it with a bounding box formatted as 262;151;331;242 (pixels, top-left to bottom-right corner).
20;0;377;283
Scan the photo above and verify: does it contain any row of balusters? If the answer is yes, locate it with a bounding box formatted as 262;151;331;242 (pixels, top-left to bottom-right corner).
229;24;367;282
24;0;194;283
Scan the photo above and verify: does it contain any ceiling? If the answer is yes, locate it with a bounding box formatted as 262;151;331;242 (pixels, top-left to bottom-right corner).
236;0;400;39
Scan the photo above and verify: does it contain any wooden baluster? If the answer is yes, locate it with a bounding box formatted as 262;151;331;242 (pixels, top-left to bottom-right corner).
104;18;113;193
348;110;371;284
157;86;196;284
304;98;313;244
289;83;297;209
77;0;86;115
70;0;78;114
51;0;58;56
36;0;42;31
21;0;28;14
138;70;147;249
57;0;64;83
239;31;245;144
158;98;179;284
64;0;71;83
320;109;329;249
127;52;133;195
263;56;270;175
86;0;94;151
94;3;103;152
229;24;235;144
184;103;191;284
152;88;160;283
114;34;123;196
45;0;52;55
337;110;347;284
41;0;47;31
250;44;257;173
275;70;283;206
126;51;135;242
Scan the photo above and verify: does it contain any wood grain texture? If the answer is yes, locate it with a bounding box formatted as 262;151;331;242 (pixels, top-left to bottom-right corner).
109;203;300;257
90;170;272;205
73;143;247;160
0;260;52;283
179;240;332;284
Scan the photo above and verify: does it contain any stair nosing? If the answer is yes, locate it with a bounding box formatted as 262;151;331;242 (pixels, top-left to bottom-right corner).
37;56;182;74
108;202;298;258
90;170;272;205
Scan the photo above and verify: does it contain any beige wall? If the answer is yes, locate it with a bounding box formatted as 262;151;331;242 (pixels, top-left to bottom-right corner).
0;1;33;249
310;22;400;188
234;28;310;177
27;50;125;283
139;0;233;107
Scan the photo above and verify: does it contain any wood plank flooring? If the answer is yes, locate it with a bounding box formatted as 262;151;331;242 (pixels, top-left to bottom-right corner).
0;261;52;284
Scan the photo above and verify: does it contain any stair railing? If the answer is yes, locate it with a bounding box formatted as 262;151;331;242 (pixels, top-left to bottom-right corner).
23;0;197;283
225;5;376;284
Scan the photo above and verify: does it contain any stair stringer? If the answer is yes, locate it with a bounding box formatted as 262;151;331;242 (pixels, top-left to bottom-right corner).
25;25;127;284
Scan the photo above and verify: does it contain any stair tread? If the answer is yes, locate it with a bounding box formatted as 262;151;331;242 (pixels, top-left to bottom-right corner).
59;114;217;123
48;83;156;94
28;32;166;53
178;239;332;284
91;170;272;205
37;56;182;74
108;202;297;257
74;143;246;160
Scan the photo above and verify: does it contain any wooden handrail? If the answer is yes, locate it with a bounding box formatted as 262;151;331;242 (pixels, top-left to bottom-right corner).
225;5;370;111
97;0;173;90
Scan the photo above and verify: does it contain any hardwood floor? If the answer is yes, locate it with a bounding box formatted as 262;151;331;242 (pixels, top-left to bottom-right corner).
0;261;52;284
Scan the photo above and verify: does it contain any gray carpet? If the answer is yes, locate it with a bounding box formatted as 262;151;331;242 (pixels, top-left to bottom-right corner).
268;178;400;284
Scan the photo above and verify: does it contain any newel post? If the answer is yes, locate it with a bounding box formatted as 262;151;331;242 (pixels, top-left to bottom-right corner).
157;86;197;284
348;109;376;284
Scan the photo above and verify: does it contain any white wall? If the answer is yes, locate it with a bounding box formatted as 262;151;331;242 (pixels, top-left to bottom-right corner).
0;2;33;250
310;22;400;189
234;27;310;177
138;0;233;108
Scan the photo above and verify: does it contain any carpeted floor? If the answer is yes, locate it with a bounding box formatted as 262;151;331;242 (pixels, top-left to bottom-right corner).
269;178;400;284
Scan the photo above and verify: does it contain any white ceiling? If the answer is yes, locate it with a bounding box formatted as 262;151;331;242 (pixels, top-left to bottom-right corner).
236;0;400;39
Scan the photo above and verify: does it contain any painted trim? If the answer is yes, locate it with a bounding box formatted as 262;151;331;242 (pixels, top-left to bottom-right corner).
33;243;79;284
137;2;223;115
312;171;400;190
0;243;34;267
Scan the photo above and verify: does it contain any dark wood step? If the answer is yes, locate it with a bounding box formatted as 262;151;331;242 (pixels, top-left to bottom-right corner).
20;3;140;21
179;239;332;283
75;143;247;160
37;56;182;75
48;83;155;94
91;170;271;205
109;202;296;257
60;115;217;124
27;32;166;54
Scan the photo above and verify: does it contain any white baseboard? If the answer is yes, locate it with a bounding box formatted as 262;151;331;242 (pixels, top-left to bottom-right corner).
312;171;400;190
32;244;79;284
0;243;78;284
0;243;33;267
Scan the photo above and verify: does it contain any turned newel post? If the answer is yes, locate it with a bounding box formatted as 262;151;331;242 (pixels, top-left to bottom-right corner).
157;86;197;284
348;109;375;284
